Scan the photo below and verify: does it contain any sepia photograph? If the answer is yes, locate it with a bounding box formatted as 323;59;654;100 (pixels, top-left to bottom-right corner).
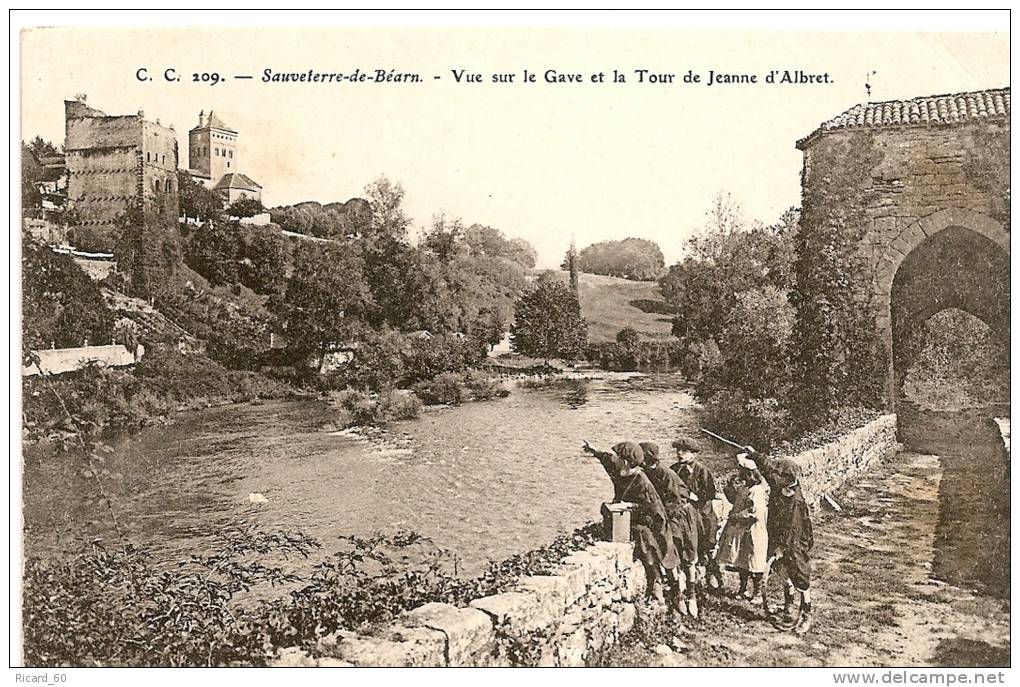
10;10;1012;675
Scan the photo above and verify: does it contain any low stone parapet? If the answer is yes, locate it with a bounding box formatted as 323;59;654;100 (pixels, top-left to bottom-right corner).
780;414;900;507
272;540;645;667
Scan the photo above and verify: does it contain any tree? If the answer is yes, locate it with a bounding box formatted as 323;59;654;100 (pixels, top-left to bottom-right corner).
22;236;115;350
510;280;588;360
239;228;288;294
177;170;224;224
575;238;665;281
184;221;242;286
365;176;411;243
227;196;265;219
272;243;374;371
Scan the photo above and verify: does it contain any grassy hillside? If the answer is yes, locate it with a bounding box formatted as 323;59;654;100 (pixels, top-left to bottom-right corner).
539;270;675;343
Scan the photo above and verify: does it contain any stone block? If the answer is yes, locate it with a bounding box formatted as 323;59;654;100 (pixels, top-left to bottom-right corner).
517;574;570;617
271;646;318;667
560;550;603;587
471;590;548;632
556;627;589;667
618;602;637;635
621;558;647;600
403;601;495;666
592;541;634;573
316;657;354;667
336;626;446;667
556;562;590;605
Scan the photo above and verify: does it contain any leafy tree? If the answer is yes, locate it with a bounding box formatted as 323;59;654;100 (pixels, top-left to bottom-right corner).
227;196;265;219
616;326;640;347
365;176;411;243
240;228;287;294
184;221;242;286
177;170;224;224
510;280;588;360
506;238;538;269
575;237;665;281
22;236;115;350
272;243;374;371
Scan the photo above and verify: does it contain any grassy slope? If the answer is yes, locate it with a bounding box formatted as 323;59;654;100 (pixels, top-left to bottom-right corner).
540;270;674;343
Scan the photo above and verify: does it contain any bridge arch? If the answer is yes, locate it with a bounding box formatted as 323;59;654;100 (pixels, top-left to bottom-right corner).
871;209;1010;407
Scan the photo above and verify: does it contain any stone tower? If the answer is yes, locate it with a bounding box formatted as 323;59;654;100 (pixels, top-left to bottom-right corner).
188;110;238;185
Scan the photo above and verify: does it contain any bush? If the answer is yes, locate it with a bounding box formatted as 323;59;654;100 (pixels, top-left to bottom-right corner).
461;369;509;401
327;389;423;427
414;372;465;406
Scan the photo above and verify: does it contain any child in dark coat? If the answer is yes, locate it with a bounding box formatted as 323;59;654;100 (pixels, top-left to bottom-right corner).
746;446;814;634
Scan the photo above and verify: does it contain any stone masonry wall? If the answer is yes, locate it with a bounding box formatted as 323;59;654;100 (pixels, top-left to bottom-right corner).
779;414;900;507
273;542;646;667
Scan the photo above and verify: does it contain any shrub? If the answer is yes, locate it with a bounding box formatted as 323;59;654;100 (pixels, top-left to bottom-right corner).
414;372;465;406
327;389;423;427
461;370;509;401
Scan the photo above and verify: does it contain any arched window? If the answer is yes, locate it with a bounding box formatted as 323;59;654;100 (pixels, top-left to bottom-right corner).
146;152;150;162
162;154;166;164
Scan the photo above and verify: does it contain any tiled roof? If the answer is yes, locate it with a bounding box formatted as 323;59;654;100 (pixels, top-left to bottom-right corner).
212;172;262;192
798;87;1009;148
206;111;236;133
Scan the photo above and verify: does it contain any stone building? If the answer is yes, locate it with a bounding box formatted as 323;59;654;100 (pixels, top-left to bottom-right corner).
797;87;1010;405
63;98;179;230
187;110;262;205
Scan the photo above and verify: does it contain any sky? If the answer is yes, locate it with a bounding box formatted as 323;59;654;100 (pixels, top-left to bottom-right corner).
20;27;1009;268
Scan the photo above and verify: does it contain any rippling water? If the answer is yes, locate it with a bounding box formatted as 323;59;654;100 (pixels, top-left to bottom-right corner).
23;374;732;576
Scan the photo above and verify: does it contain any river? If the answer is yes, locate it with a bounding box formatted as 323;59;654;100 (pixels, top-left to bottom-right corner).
23;374;730;577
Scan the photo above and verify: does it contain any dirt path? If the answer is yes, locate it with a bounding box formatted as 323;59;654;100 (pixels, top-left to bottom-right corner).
601;417;1010;667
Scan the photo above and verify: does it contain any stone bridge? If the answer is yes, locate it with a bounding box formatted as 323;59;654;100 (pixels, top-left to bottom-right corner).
797;88;1010;408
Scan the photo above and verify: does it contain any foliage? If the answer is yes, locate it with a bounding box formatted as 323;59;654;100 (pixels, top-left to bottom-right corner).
113;201;183;300
791;133;887;428
574;237;665;281
21;137;61;215
22;521;601;667
227;196;265;219
326;389;423;427
23;349;292;444
271;242;374;365
156;279;271;369
510;280;588;360
585;339;684;373
413;372;465;406
177;170;225;224
463;224;537;268
183;221;243;286
22;236;115;350
23;528;319;667
66;226;117;253
239;227;288;295
269;199;368;240
901;308;1010;410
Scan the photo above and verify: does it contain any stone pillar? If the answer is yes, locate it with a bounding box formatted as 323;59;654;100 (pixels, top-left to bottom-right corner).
601;502;635;543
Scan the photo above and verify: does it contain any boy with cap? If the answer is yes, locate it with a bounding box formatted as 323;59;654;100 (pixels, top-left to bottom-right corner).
640;441;701;617
745;445;814;634
670;436;720;580
583;440;680;604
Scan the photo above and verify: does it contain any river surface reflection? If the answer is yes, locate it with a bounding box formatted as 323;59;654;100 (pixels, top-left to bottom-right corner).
24;374;731;576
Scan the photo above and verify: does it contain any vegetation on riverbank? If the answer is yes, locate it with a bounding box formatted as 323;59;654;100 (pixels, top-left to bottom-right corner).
22;348;294;445
23;523;600;667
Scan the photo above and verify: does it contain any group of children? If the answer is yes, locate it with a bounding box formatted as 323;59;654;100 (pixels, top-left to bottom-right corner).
583;435;815;634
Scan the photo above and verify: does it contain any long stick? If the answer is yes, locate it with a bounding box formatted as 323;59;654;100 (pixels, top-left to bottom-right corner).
700;428;746;451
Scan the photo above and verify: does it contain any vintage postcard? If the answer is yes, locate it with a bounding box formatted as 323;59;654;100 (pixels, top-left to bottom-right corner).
12;11;1011;676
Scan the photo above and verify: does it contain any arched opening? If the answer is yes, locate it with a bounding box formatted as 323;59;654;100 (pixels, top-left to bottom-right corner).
889;224;1010;598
